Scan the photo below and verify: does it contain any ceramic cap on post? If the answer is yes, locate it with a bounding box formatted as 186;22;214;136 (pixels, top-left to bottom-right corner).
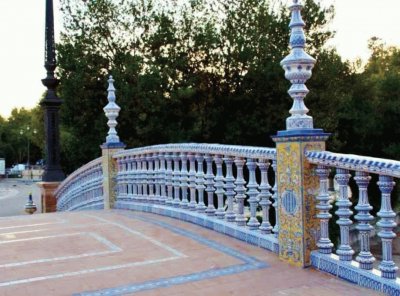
103;75;121;144
280;0;316;131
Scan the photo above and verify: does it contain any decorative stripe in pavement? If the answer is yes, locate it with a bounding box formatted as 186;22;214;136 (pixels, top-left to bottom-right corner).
0;256;181;288
0;232;121;269
75;212;269;296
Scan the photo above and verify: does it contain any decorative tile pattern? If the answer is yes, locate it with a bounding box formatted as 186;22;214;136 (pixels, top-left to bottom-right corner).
114;201;279;254
275;140;324;267
311;251;400;295
76;211;269;296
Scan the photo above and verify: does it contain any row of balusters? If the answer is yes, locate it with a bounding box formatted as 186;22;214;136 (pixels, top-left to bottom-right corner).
57;167;103;211
116;153;278;234
316;165;398;279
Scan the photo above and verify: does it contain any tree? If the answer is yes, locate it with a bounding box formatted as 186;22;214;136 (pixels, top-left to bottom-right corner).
56;0;343;173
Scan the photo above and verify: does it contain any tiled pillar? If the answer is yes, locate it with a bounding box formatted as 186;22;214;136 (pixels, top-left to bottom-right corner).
273;132;329;267
101;143;125;210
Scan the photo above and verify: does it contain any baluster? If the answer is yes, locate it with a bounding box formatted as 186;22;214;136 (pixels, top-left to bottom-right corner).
247;158;260;230
159;153;167;204
234;157;247;226
377;175;398;279
214;155;225;219
140;154;147;201
188;153;197;210
136;155;143;201
196;154;207;212
154;154;160;204
127;156;133;199
353;171;375;269
180;152;189;208
132;156;138;200
204;154;216;216
123;157;128;198
335;168;354;261
258;159;272;234
224;156;236;222
165;153;174;205
315;165;333;254
172;153;181;207
148;154;155;203
119;159;125;200
271;162;279;235
116;157;122;198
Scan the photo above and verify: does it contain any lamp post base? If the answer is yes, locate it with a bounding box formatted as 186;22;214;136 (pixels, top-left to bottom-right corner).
37;182;60;213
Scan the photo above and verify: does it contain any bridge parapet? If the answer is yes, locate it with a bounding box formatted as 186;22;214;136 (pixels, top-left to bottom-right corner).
306;150;400;292
113;143;280;253
55;157;103;211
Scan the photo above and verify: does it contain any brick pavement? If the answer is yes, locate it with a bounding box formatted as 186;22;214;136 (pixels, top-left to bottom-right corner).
0;210;381;295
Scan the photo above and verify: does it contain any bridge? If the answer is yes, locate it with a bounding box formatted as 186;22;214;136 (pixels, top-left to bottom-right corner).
4;1;400;295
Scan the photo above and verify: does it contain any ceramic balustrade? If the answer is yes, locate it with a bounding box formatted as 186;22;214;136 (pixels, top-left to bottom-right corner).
307;150;400;280
55;157;103;211
113;143;277;236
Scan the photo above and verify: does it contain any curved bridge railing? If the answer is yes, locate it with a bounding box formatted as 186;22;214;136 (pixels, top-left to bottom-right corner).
306;150;400;289
55;157;104;211
113;143;279;253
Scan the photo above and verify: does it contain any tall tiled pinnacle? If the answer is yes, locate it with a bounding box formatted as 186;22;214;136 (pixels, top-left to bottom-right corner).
104;76;121;144
280;0;316;131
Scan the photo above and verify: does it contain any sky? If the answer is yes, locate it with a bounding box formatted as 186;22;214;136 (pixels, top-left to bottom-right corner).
0;0;400;118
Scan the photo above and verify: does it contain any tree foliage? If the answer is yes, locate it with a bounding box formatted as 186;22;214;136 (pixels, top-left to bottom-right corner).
57;0;341;173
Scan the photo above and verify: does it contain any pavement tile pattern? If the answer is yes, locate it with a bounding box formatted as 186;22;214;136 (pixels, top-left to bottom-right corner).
0;210;381;295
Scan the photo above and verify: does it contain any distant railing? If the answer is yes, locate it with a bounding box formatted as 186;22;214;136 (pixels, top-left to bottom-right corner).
113;143;279;252
55;157;103;211
306;150;400;281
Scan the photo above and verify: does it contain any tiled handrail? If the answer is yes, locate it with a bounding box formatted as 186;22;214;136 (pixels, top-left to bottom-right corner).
113;143;279;252
55;157;104;211
306;150;400;178
306;150;400;282
114;143;277;160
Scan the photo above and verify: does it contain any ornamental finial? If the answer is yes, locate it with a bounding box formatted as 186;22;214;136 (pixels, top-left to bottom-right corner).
104;75;121;143
280;0;316;131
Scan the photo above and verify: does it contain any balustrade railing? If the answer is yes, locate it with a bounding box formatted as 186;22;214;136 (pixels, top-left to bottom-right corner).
55;157;103;211
306;151;400;281
113;143;279;251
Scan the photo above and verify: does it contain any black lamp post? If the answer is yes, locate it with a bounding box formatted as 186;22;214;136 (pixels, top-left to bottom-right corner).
40;0;65;182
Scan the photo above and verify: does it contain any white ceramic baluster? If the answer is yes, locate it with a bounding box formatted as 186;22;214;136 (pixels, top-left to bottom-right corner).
247;158;260;230
315;165;333;254
147;154;155;203
205;154;216;216
377;175;398;279
131;156;138;200
258;159;272;234
188;153;197;210
172;153;181;207
196;154;207;212
335;168;354;261
271;162;279;236
140;155;147;202
165;153;174;205
214;155;225;219
354;171;375;269
180;152;189;208
234;157;247;226
224;156;236;222
154;154;160;204
159;153;167;204
127;156;133;199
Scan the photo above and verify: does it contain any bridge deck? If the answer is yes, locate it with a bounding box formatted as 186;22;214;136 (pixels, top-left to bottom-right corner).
0;210;378;295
